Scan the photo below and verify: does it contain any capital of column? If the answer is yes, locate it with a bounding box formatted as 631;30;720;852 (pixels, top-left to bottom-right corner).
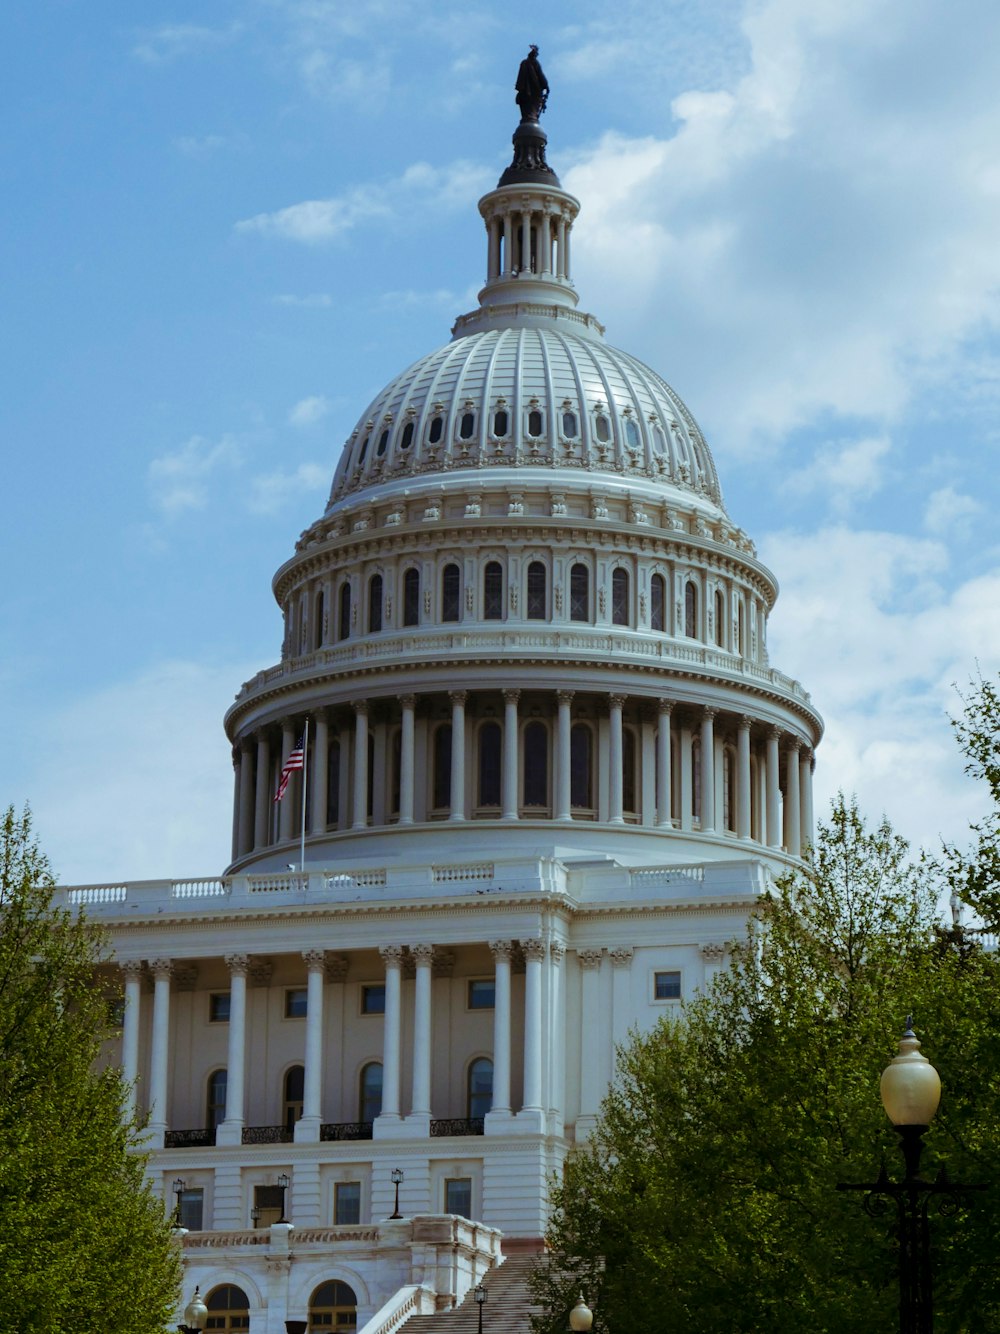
325;955;349;983
520;938;546;962
248;959;273;988
502;689;521;705
489;939;514;962
149;958;174;981
767;724;782;742
549;940;566;963
556;690;574;706
608;693;627;709
379;944;405;967
352;699;369;718
609;946;634;968
738;714;753;732
702;706;719;722
119;960;143;984
225;953;250;977
411;943;435;967
577;948;603;970
658;698;675;716
787;736;802;753
399;694;416;709
701;943;727;963
302;950;326;972
448;691;468;706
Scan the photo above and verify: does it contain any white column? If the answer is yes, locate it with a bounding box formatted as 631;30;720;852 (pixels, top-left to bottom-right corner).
487;217;500;280
231;747;241;863
520;210;531;273
784;739;802;856
237;741;255;858
487;941;513;1121
297;950;326;1141
609;946;634;1053
120;961;142;1122
548;941;566;1135
217;953;248;1145
399;695;415;825
503;212;514;276
279;720;296;842
253;730;271;849
449;691;467;821
310;712;329;833
377;945;403;1123
737;715;752;840
352;701;369;830
577;949;603;1131
147;958;172;1146
502;689;520;820
700;707;717;832
608;694;625;825
555;690;573;820
656;699;673;826
765;726;781;848
801;749;815;857
556;217;567;279
410;944;433;1118
520;939;545;1115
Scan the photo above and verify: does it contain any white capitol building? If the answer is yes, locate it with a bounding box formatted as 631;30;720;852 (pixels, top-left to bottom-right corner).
65;60;822;1334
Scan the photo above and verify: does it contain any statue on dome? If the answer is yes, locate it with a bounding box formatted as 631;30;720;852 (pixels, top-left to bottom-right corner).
515;45;549;122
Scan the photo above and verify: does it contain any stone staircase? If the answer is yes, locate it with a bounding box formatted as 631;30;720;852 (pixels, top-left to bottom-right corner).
403;1255;543;1334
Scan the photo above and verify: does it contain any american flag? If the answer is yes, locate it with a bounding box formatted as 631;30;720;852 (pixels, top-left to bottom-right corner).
274;737;305;802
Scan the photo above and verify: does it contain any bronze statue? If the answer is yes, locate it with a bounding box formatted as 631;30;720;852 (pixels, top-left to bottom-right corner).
515;45;549;122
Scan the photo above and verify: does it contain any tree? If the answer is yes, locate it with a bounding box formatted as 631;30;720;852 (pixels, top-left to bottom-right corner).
0;806;180;1334
945;672;1000;933
532;797;1000;1333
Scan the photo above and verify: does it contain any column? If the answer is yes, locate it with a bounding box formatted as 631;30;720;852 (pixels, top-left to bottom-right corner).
502;689;520;820
296;950;326;1142
502;212;514;276
556;217;567;279
253;730;271;849
236;740;255;858
555;690;573;820
487;218;500;280
736;716;752;840
700;708;717;832
410;944;434;1121
608;694;625;825
520;939;545;1118
801;749;815;857
148;958;172;1146
449;691;467;821
399;695;415;824
310;711;329;834
279;720;296;842
679;725;693;831
230;748;241;863
609;946;634;1052
486;941;513;1124
217;954;248;1145
120;961;143;1122
352;701;369;830
548;941;566;1136
656;700;673;826
520;210;531;273
376;945;403;1126
577;949;603;1134
784;739;802;856
765;726;781;848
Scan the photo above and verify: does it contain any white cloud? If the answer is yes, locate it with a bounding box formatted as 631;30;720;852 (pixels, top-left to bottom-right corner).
924;486;984;540
247;463;328;515
273;293;333;308
172;133;231;157
289;395;331;427
132;23;241;64
147;435;243;516
782;435;891;513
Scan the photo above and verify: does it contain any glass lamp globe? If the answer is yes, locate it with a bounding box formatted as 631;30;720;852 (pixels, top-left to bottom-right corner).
569;1295;593;1332
879;1020;941;1127
183;1287;208;1331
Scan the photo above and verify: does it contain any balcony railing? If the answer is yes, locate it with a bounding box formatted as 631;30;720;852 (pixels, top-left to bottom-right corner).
164;1128;216;1149
430;1117;485;1137
241;1125;293;1145
320;1121;374;1141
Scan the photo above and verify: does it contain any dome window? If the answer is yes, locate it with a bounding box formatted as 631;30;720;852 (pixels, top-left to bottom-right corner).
714;589;725;647
612;569;630;626
483;561;503;620
625;419;640;449
562;411;578;438
493;409;509;437
358;435;370;464
441;563;461;622
368;574;383;633
400;421;415;450
377;428;389;456
459;411;476;440
595;415;611;443
653;424;667;452
428;415;444;444
570;564;589;622
685;581;698;639
650;573;666;632
527;409;543;438
527;561;547;620
403;567;420;626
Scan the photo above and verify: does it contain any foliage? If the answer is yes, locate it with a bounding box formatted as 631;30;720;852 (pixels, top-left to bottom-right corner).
945;672;1000;933
533;796;1000;1334
0;806;180;1334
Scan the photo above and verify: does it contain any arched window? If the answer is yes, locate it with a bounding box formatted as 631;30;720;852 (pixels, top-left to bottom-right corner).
493;408;509;437
714;589;725;647
428;415;444;444
562;410;578;438
205;1284;251;1332
653;424;667;453
377;427;389;457
359;1062;383;1123
327;737;340;827
595;414;611;443
206;1069;227;1130
357;435;369;466
612;569;629;626
625;418;640;449
527;408;543;437
527;561;546;620
309;1281;358;1333
623;728;638;814
483;562;503;620
441;564;460;622
338;582;351;641
570;724;593;810
522;722;548;809
478;722;501;809
314;588;325;650
400;421;414;450
403;568;420;627
433;724;452;811
685;581;698;638
284;1065;304;1133
737;601;745;656
459;411;476;440
650;574;665;632
467;1057;493;1120
570;564;589;622
368;574;383;634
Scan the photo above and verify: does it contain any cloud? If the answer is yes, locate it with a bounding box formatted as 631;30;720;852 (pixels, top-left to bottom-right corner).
147;435;243;516
172;133;232;157
782;435;891;514
132;22;241;64
288;396;331;427
247;462;328;515
273;293;333;308
924;486;984;540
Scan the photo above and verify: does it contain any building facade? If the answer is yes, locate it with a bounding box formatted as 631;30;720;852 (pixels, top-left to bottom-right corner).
62;77;822;1334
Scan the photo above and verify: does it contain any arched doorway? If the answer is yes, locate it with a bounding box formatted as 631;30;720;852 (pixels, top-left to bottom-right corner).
205;1283;251;1331
309;1280;358;1332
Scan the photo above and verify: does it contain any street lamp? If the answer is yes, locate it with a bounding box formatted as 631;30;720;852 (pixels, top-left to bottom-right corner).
277;1172;291;1224
172;1177;186;1227
569;1295;593;1333
177;1286;208;1333
474;1282;487;1334
837;1017;987;1334
389;1167;404;1219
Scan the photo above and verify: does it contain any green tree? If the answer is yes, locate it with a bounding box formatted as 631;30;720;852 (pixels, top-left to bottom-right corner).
533;797;1000;1333
945;672;1000;933
0;806;180;1334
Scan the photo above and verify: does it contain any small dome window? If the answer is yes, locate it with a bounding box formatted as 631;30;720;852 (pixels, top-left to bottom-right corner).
358;435;370;464
459;411;476;440
493;409;509;437
653;424;666;452
377;428;390;456
562;411;578;438
527;409;543;438
428;415;444;444
400;421;414;450
595;415;611;443
625;419;640;449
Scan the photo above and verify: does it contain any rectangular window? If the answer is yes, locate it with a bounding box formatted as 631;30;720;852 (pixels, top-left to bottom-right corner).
653;970;682;1001
178;1188;204;1231
444;1177;472;1219
253;1184;284;1229
209;992;231;1023
467;979;495;1010
285;988;308;1019
335;1181;362;1225
361;984;386;1015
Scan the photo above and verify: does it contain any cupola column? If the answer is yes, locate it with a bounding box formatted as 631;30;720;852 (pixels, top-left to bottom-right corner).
502;690;520;820
279;720;296;842
520;209;531;275
487;941;513;1120
237;740;255;858
521;939;545;1114
765;726;781;848
352;702;369;830
656;700;673;826
700;708;717;832
399;695;416;824
487;219;500;281
556;216;567;280
409;944;434;1122
216;954;249;1145
736;716;752;840
502;213;514;277
376;945;403;1126
310;711;330;835
555;690;574;820
784;739;802;857
119;961;143;1121
801;750;815;856
449;692;467;821
296;950;326;1142
147;958;173;1147
608;695;626;825
253;730;271;849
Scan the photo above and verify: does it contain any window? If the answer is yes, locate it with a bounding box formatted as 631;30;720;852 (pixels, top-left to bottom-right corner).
334;1181;361;1225
493;408;509;436
445;1177;473;1218
570;724;593;809
527;561;546;619
361;985;385;1015
483;561;503;620
433;724;452;810
428;414;444;444
653;424;667;453
285;989;307;1019
623;728;638;814
595;414;611;443
468;979;495;1010
737;601;745;656
612;569;629;626
314;588;325;650
714;589;725;647
459;411;475;440
477;722;501;808
527;408;543;437
654;970;682;1001
357;436;369;466
650;574;665;632
523;722;548;808
338;582;351;641
377;427;389;456
309;1281;358;1333
403;568;420;627
206;1069;227;1130
570;564;589;622
209;992;231;1023
368;574;383;633
441;564;460;622
625;418;640;448
562;410;578;437
327;737;341;826
284;1064;304;1132
205;1284;251;1332
178;1187;204;1231
468;1058;493;1118
400;421;414;450
685;581;698;638
359;1062;383;1122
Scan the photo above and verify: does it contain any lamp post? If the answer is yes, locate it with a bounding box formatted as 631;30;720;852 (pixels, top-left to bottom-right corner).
474;1282;487;1334
172;1177;186;1227
177;1286;208;1333
277;1172;290;1224
837;1018;987;1334
389;1167;404;1219
569;1295;593;1333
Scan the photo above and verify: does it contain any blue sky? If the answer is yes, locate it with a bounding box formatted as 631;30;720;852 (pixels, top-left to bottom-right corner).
3;0;999;884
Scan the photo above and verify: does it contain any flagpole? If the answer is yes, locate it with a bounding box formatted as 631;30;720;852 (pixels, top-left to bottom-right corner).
300;717;309;876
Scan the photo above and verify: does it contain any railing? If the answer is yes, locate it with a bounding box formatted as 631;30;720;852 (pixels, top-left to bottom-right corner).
241;1125;293;1145
630;864;706;887
320;1121;374;1141
67;883;128;905
430;1117;485;1137
172;878;228;898
433;863;494;882
164;1128;216;1149
247;874;307;894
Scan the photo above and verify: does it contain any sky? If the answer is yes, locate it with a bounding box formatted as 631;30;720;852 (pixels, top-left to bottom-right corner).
3;0;999;885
